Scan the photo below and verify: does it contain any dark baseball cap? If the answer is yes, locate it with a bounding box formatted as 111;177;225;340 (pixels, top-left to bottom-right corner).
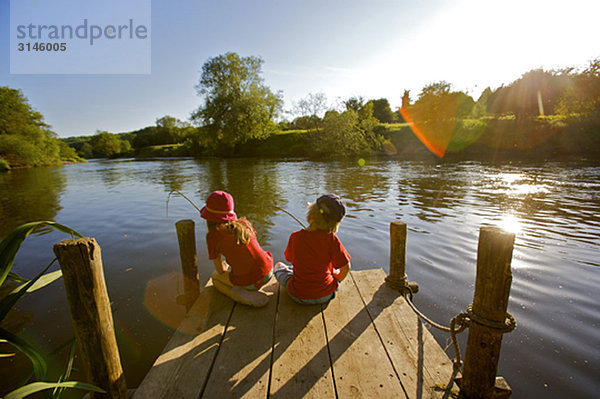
316;194;346;222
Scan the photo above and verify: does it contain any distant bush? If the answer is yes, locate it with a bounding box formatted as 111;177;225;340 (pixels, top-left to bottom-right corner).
0;158;10;172
311;107;384;157
58;140;85;162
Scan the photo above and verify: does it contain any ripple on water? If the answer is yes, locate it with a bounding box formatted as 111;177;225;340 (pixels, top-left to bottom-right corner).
2;159;599;398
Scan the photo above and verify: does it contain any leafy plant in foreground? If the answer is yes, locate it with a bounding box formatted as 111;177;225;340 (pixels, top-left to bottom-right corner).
0;221;106;398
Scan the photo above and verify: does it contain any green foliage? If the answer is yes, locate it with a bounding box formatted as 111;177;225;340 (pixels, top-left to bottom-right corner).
0;134;53;167
0;87;72;168
487;69;572;118
57;141;85;163
0;222;103;398
408;82;474;123
292;92;328;131
5;381;105;399
0;87;48;136
471;87;492;118
132;116;194;149
191;52;282;154
0;221;82;287
79;142;93;158
343;96;365;113
291;115;321;130
312;104;384;157
0;158;10;172
557;59;600;116
135;143;189;158
367;98;395;123
90;131;131;158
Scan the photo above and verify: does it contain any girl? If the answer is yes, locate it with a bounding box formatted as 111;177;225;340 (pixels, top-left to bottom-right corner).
274;194;351;305
200;190;273;307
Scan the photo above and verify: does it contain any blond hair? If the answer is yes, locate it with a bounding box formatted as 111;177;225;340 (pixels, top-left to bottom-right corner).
207;217;254;245
306;202;340;233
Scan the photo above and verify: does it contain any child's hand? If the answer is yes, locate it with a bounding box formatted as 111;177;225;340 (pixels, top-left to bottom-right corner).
334;263;350;282
213;256;229;274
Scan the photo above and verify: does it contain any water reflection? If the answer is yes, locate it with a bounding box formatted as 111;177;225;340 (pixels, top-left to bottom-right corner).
156;160;194;192
0;167;65;237
1;159;598;399
393;164;470;223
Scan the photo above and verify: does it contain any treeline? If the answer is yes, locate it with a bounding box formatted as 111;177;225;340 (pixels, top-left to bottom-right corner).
63;116;196;159
0;87;84;171
3;54;600;168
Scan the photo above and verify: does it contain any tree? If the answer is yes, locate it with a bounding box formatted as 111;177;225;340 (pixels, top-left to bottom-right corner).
471;87;492;118
367;98;394;123
0;87;48;137
401;90;411;109
79;142;93;158
154;115;193;145
343;96;365;112
91;131;128;158
293;92;328;131
402;82;474;158
557;59;600;116
312;100;383;156
191;52;282;154
0;86;62;167
408;82;474;122
487;69;571;118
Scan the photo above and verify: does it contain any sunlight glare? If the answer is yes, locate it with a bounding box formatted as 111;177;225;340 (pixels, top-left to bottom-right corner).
499;214;521;234
499;173;522;184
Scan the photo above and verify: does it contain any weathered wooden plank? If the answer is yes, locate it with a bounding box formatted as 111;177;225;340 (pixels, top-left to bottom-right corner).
323;271;408;398
352;269;456;398
202;279;279;398
133;280;234;399
270;287;335;398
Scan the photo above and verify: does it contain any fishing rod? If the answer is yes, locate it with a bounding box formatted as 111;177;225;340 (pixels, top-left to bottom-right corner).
167;190;307;230
166;190;202;217
274;205;306;229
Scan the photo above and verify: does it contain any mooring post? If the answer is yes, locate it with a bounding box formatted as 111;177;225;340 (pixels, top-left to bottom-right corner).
175;219;200;311
460;227;515;399
386;221;418;293
53;238;128;399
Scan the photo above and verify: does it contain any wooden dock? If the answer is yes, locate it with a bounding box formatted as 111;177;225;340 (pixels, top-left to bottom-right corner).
133;269;457;398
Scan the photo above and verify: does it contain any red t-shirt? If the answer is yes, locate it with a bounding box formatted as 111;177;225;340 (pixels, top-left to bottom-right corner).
284;229;351;300
206;227;273;287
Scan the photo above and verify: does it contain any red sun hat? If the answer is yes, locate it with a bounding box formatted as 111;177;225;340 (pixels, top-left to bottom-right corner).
200;191;238;223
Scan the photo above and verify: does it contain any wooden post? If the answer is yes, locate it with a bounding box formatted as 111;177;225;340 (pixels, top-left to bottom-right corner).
386;221;418;293
53;238;127;399
175;219;200;311
461;227;515;399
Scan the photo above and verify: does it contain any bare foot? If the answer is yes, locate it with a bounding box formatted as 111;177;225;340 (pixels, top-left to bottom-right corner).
212;278;269;307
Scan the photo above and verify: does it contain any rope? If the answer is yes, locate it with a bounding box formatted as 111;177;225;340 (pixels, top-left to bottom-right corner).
399;282;516;371
465;304;517;333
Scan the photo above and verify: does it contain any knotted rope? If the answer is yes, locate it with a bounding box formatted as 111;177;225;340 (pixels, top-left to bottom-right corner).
398;280;516;371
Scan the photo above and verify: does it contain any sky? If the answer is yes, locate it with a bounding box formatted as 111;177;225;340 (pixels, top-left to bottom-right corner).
1;0;599;138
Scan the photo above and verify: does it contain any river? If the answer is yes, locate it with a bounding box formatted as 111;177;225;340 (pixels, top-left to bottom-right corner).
1;158;599;398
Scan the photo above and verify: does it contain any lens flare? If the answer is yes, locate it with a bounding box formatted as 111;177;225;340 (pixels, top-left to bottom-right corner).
399;107;454;158
144;271;187;330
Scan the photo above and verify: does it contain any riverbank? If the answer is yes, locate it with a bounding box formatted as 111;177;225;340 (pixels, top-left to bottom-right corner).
123;116;600;162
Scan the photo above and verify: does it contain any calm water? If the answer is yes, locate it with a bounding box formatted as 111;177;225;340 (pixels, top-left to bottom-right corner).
1;158;599;398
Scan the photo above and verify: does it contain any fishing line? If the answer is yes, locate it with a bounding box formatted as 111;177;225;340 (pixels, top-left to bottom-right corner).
166;190;307;230
166;190;202;217
274;206;306;229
